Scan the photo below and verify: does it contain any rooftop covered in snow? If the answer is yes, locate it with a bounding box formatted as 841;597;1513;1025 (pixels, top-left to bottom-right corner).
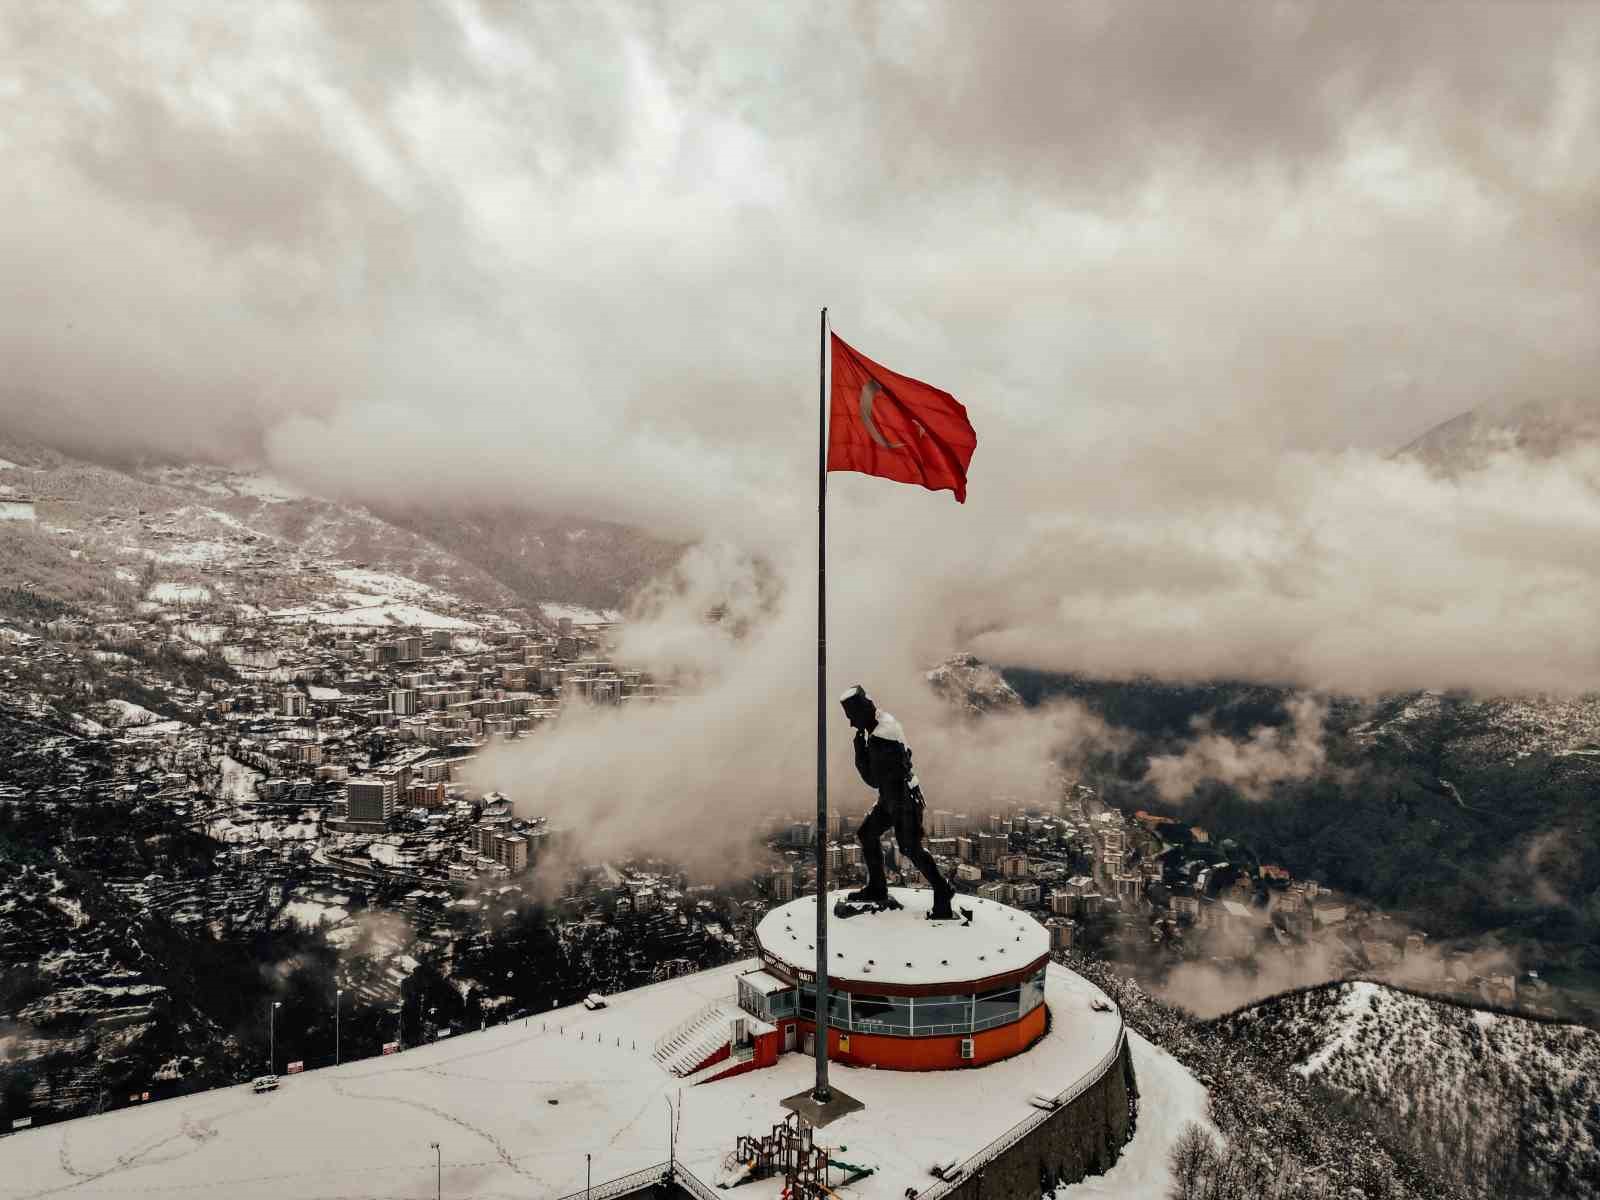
757;888;1051;990
0;959;1205;1200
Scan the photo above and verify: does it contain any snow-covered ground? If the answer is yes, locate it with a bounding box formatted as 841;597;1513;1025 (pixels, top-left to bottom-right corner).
149;464;309;504
540;602;622;625
1065;1032;1210;1199
100;699;162;728
276;898;349;931
121;718;189;739
331;567;436;599
268;600;475;630
1292;980;1381;1078
176;504;248;531
206;814;320;843
231;470;307;502
217;756;262;804
48;894;89;929
0;960;1203;1200
367;841;415;868
148;581;212;603
153;541;234;566
267;568;476;630
175;622;226;645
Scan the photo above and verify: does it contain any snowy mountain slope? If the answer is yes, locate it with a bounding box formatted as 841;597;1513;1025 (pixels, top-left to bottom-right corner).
1211;980;1600;1198
130;461;520;610
0;438;671;622
1395;396;1600;476
1349;688;1600;766
927;651;1023;714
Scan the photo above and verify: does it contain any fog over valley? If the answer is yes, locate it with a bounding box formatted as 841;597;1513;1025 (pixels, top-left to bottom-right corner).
6;2;1600;707
3;9;1600;1198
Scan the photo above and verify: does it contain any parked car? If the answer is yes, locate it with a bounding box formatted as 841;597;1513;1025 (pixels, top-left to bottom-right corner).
583;993;607;1010
251;1075;279;1094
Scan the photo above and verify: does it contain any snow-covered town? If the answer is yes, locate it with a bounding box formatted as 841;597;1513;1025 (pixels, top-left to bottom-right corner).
2;517;1589;1200
10;5;1600;1196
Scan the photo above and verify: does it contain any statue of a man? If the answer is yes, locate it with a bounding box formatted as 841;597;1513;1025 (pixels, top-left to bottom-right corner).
839;685;957;920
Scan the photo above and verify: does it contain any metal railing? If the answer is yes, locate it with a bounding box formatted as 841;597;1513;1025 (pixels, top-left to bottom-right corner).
652;1001;724;1060
552;1160;721;1200
673;1164;723;1200
916;1011;1128;1200
552;1162;666;1200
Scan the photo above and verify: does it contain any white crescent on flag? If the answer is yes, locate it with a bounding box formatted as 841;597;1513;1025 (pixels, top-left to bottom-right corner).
859;380;904;449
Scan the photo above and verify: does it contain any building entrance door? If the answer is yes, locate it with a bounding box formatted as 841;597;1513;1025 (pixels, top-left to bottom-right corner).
783;1023;796;1053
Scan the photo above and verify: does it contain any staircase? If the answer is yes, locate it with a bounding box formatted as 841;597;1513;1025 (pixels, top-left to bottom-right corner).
652;1002;742;1077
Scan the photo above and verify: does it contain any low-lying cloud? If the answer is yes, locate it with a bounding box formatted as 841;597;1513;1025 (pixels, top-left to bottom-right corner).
1145;695;1329;804
6;2;1600;709
472;539;1126;870
1155;915;1520;1019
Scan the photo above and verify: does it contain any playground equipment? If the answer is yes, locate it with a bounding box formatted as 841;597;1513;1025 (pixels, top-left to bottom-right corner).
728;1112;876;1198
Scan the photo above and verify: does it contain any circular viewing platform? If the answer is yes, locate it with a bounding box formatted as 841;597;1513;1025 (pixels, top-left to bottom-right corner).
749;888;1052;1070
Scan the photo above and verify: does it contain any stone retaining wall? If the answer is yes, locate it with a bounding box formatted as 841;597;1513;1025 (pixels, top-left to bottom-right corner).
944;1037;1138;1200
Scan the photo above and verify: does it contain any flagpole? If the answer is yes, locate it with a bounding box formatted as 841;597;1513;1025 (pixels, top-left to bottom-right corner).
813;305;831;1104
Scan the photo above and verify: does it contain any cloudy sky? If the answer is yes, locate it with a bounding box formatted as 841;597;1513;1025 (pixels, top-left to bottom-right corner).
6;1;1600;738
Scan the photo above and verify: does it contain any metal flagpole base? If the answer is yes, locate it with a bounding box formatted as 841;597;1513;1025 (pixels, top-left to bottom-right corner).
780;1087;864;1129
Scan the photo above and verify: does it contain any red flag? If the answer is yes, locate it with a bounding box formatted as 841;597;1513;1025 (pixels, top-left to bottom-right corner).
828;334;977;503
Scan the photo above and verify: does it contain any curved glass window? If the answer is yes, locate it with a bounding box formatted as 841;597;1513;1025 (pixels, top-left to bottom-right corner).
972;986;1021;1031
799;984;849;1029
913;995;972;1036
849;994;912;1035
1020;967;1047;1018
787;971;1049;1037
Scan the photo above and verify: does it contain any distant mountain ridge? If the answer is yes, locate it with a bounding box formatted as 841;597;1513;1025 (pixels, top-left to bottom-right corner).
0;437;677;616
1210;978;1600;1198
1395;396;1600;475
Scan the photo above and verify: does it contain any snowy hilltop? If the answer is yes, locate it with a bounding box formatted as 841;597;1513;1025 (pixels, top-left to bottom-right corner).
1211;979;1600;1199
926;651;1022;714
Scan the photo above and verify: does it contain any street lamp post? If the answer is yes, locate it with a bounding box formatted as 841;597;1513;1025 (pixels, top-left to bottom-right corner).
429;1141;441;1200
335;988;344;1067
586;1152;591;1200
269;1001;282;1075
664;1096;674;1182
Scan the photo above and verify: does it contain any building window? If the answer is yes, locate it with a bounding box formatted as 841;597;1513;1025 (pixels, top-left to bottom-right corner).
912;994;972;1036
799;985;850;1029
739;977;799;1021
1020;967;1047;1018
972;986;1021;1031
789;975;1046;1038
848;994;912;1035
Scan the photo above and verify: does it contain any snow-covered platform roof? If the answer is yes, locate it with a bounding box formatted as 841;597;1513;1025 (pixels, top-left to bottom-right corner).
0;960;1206;1200
757;888;1051;990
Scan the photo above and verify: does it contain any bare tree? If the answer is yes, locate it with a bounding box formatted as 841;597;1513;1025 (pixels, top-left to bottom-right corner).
1170;1122;1220;1200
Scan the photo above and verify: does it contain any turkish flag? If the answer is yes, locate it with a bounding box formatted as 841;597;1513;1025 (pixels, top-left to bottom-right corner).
827;334;977;502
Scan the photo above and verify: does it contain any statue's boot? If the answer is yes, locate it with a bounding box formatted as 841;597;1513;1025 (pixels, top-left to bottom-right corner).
846;883;889;905
927;887;957;921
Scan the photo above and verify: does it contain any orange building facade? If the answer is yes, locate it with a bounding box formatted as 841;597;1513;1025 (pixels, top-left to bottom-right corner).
741;895;1054;1072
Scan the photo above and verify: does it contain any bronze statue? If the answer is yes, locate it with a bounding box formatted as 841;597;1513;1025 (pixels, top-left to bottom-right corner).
838;685;958;921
